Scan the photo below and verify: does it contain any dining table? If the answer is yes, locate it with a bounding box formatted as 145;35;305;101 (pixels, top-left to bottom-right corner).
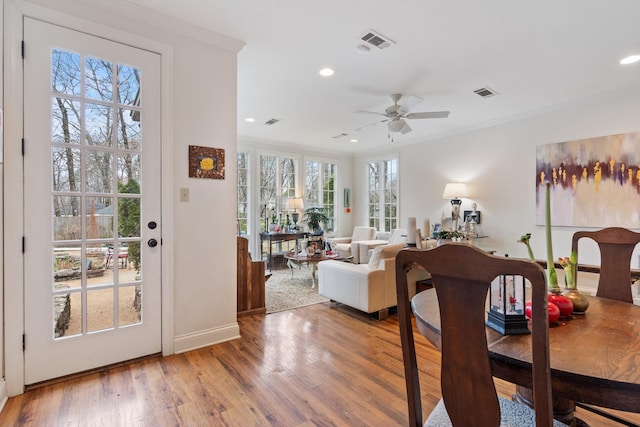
412;289;640;426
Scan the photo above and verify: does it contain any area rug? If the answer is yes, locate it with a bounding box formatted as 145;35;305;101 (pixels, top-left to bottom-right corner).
265;266;329;313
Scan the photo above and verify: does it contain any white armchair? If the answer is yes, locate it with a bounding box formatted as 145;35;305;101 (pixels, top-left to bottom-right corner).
330;226;377;263
318;243;429;319
356;228;407;264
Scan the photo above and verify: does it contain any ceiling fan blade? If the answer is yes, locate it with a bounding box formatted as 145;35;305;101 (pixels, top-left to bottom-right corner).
398;95;423;114
405;111;450;119
400;121;412;134
355;109;388;117
355;119;388;132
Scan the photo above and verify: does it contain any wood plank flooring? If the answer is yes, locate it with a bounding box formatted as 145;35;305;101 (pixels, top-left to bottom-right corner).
1;301;638;426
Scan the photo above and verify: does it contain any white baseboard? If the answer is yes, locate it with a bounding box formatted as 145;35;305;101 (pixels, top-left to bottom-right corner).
0;379;8;413
173;322;240;354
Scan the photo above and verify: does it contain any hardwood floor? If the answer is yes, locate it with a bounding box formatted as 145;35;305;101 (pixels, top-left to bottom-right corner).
1;301;638;426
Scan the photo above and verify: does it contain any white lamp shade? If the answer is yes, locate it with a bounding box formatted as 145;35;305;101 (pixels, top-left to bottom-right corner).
442;182;469;199
287;197;305;210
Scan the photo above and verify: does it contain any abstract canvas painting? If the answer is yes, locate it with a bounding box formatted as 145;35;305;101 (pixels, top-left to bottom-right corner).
535;131;640;227
188;145;225;179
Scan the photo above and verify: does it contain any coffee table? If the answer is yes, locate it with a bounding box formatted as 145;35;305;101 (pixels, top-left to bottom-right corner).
284;252;353;288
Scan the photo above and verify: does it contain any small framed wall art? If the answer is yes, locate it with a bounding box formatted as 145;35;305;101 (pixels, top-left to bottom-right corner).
188;145;225;179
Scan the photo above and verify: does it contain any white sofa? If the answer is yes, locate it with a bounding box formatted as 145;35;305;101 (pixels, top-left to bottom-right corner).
330;226;377;263
318;243;429;319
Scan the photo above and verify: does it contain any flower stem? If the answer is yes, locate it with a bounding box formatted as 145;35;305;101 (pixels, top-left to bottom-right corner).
545;183;560;293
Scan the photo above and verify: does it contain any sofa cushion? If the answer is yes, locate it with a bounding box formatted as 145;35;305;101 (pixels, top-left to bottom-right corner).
367;243;406;270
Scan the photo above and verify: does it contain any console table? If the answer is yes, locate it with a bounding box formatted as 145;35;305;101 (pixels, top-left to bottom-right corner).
260;231;308;270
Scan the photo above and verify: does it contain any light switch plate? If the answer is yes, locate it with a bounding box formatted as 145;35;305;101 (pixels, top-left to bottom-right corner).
180;188;189;202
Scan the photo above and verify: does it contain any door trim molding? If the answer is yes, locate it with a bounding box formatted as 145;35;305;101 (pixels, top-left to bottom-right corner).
3;0;175;395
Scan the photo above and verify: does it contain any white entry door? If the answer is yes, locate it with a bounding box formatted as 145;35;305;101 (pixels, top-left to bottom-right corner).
23;18;162;384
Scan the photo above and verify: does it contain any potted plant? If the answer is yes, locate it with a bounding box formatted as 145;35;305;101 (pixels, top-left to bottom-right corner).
436;230;464;242
303;207;330;235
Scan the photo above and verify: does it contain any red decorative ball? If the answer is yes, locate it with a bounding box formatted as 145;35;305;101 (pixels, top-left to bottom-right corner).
525;301;561;324
547;302;561;324
548;294;574;318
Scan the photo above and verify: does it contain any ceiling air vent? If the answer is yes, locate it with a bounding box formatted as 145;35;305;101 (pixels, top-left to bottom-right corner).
264;118;281;126
360;30;395;50
474;86;499;98
332;133;349;139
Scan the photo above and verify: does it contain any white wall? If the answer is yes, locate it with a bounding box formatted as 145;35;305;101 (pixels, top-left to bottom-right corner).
355;85;640;273
3;0;243;396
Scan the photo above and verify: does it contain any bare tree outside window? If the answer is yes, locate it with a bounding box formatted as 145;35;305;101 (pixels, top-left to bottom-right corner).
305;160;336;234
49;46;145;338
367;158;398;232
237;152;249;234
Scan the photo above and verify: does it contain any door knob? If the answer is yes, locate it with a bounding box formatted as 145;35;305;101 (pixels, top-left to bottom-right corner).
147;238;158;247
148;221;157;229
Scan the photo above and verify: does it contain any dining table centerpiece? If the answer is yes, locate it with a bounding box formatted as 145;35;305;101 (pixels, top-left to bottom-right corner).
559;250;590;314
517;183;575;319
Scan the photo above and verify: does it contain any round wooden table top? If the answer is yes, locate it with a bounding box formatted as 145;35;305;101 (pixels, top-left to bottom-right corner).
412;288;640;413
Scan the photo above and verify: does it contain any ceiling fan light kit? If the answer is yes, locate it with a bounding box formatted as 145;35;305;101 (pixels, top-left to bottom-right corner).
388;119;406;133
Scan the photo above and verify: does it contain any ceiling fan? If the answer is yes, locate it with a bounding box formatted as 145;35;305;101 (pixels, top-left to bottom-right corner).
355;93;450;140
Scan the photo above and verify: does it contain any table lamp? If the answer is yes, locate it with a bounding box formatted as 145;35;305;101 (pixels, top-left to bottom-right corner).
442;182;468;232
287;197;305;230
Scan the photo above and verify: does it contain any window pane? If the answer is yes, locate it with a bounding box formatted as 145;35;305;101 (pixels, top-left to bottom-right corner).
305;161;320;206
52;97;81;145
280;157;296;208
118;153;141;185
367;158;398;232
87;197;114;239
53;244;82;290
119;285;142;327
53;196;81;240
260;155;277;212
55;289;81;338
85;103;113;147
117;109;142;150
52;49;81;96
117;64;140;107
86;150;113;193
87;288;114;332
237;152;249;235
85;56;113;101
322;162;336;233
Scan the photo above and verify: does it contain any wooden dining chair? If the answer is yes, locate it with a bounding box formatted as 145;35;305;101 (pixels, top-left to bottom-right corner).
571;227;640;423
395;244;564;426
571;227;640;304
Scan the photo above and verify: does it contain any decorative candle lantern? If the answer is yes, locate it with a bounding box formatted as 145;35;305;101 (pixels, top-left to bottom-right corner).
486;274;530;335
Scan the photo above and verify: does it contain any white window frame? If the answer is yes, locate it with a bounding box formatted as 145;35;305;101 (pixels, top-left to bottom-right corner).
365;154;399;233
304;158;337;236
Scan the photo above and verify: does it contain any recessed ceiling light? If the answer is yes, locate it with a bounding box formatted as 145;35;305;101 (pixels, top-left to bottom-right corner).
244;117;255;123
319;67;335;77
350;139;359;143
620;55;640;65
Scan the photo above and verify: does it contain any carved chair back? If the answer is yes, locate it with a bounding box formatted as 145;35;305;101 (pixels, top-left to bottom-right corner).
571;227;640;303
395;244;554;426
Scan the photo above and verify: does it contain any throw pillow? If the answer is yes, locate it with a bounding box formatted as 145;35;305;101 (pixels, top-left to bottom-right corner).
367;243;406;270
